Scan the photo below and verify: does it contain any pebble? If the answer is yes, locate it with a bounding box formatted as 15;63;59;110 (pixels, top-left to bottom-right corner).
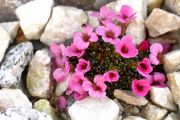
165;0;180;16
123;116;146;120
164;112;180;120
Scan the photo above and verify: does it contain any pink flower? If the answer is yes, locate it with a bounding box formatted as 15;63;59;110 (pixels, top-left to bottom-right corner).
75;59;91;73
137;58;153;77
96;22;121;44
162;43;171;54
146;72;166;87
132;79;151;97
139;40;149;51
149;43;163;65
115;35;138;58
73;24;98;49
82;75;107;98
50;43;66;58
58;96;67;109
65;44;85;58
103;70;119;82
117;5;136;23
69;73;88;95
91;6;115;24
53;60;70;82
74;91;87;100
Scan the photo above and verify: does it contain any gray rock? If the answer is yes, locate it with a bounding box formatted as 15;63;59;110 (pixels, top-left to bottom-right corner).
40;6;87;46
164;112;180;120
0;89;32;112
165;0;180;16
145;8;180;37
147;0;164;13
27;49;51;98
0;42;34;88
114;90;148;106
142;103;168;120
123;116;146;120
150;86;177;111
0;107;52;120
163;49;180;73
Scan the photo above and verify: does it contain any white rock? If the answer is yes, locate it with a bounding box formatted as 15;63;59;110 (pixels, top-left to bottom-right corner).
165;0;180;16
150;86;177;111
145;8;180;37
40;6;87;46
163;49;180;73
86;11;99;28
69;97;119;120
55;73;72;96
27;49;51;98
0;107;52;120
0;89;32;112
142;103;168;120
118;116;122;120
0;25;11;62
167;72;180;106
107;0;147;44
123;116;146;120
0;21;20;43
16;0;54;40
114;90;148;106
0;42;34;88
164;112;180;120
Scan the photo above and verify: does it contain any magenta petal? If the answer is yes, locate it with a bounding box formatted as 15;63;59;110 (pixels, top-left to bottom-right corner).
153;72;166;83
53;68;65;82
96;26;106;36
103;70;119;82
91;12;100;17
89;33;98;42
74;92;87;100
75;59;91;73
83;24;93;35
82;81;93;91
94;75;105;83
50;43;61;58
73;38;89;50
58;96;67;109
149;54;159;65
73;32;82;39
150;43;163;55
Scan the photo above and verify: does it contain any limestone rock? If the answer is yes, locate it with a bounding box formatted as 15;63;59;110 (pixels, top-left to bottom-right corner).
142;103;168;120
86;11;99;28
150;86;177;111
123;116;146;120
164;112;180;120
0;42;33;88
163;49;180;73
147;0;164;13
27;49;51;98
40;6;87;46
16;0;54;40
165;0;180;16
69;97;119;120
0;89;32;112
114;90;148;106
145;8;180;37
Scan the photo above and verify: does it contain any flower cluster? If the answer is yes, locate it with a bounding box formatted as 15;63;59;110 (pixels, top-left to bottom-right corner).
50;5;167;108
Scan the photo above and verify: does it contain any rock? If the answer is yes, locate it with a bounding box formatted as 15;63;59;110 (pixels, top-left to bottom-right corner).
114;90;148;106
113;99;124;113
145;8;180;37
147;0;164;13
27;49;51;98
0;107;52;120
86;11;99;28
34;99;57;120
0;21;20;43
165;0;180;16
55;73;72;96
93;0;114;10
163;49;180;73
0;42;33;88
142;103;168;120
123;116;146;120
167;72;180;106
0;25;11;62
118;116;122;120
164;112;180;120
40;6;87;46
16;0;54;40
69;97;119;120
150;86;177;111
0;88;32;112
107;0;147;44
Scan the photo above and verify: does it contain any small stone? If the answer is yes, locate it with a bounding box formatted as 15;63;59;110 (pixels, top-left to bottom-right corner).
40;6;87;46
150;86;177;111
55;73;72;96
16;0;54;40
114;90;148;106
86;11;99;28
69;97;119;120
167;72;180;106
123;116;146;120
147;0;164;13
0;107;52;120
0;88;32;112
34;99;57;120
164;112;180;120
163;49;180;73
0;21;20;43
15;27;28;44
113;99;124;112
165;0;180;16
118;115;122;120
0;25;11;62
142;103;168;120
27;49;51;98
145;8;180;37
0;42;34;88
